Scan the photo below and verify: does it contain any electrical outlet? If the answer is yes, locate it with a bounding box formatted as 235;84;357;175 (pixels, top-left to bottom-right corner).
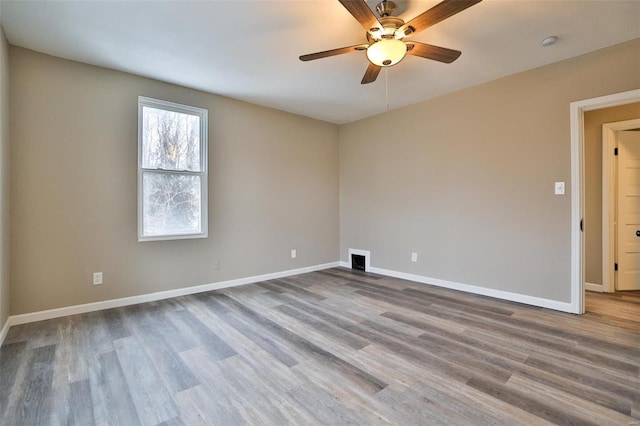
554;181;565;195
213;259;221;270
291;249;297;259
93;272;103;285
411;252;418;262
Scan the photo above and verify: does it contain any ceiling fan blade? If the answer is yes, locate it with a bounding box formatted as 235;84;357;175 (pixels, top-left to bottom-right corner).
361;63;381;84
299;44;368;61
399;0;482;37
338;0;383;34
406;42;461;63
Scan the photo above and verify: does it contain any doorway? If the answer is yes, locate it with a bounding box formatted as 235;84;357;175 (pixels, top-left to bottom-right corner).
602;121;640;293
570;89;640;314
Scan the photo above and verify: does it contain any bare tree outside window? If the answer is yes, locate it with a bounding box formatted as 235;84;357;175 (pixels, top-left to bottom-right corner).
138;98;208;241
142;107;201;171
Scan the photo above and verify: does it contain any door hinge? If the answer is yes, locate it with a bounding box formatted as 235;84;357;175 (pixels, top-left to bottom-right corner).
614;263;618;271
580;219;583;232
614;147;618;156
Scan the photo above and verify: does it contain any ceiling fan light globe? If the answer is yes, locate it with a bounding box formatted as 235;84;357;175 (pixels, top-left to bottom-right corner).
366;39;407;67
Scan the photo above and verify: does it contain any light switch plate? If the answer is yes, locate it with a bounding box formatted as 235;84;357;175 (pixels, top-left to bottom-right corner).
554;182;565;195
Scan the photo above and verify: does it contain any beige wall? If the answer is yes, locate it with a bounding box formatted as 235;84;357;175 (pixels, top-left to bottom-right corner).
6;37;640;316
584;103;640;285
0;26;10;326
9;47;339;315
339;38;640;303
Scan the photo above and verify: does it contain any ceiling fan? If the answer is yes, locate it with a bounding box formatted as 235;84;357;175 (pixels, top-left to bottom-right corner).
299;0;482;84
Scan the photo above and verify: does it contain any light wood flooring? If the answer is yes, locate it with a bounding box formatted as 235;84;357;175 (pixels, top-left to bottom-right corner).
1;268;639;425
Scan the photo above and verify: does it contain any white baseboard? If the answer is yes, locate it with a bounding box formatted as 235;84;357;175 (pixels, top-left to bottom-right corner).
585;282;604;292
0;316;10;347
7;262;340;327
338;261;573;313
3;258;578;332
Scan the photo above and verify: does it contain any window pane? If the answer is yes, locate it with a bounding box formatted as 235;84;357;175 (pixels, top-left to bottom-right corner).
142;172;202;237
142;106;201;171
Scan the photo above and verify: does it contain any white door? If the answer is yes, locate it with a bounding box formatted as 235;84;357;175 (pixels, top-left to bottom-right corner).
616;131;640;291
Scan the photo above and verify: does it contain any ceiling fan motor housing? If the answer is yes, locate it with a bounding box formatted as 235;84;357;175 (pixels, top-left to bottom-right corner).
367;16;405;42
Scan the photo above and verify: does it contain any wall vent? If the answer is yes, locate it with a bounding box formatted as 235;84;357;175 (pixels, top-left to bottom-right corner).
348;248;370;272
351;254;366;271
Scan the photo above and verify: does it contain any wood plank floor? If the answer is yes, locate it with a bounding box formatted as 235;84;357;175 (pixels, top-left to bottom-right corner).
1;268;639;425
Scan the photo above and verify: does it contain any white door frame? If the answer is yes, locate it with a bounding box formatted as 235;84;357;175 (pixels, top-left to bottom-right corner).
570;89;640;314
602;119;640;293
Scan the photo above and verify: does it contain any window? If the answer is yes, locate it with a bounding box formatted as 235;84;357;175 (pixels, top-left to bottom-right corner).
138;97;208;241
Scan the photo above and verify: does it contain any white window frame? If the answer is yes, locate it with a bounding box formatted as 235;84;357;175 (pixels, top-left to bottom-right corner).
137;96;208;242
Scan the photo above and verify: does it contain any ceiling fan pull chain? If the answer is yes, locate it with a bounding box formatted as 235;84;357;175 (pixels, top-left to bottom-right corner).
385;67;389;111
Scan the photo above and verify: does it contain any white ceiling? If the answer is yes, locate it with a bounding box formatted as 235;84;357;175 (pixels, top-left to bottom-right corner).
1;0;639;124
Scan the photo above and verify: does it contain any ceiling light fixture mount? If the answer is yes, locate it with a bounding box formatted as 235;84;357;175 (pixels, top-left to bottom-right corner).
376;0;396;18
